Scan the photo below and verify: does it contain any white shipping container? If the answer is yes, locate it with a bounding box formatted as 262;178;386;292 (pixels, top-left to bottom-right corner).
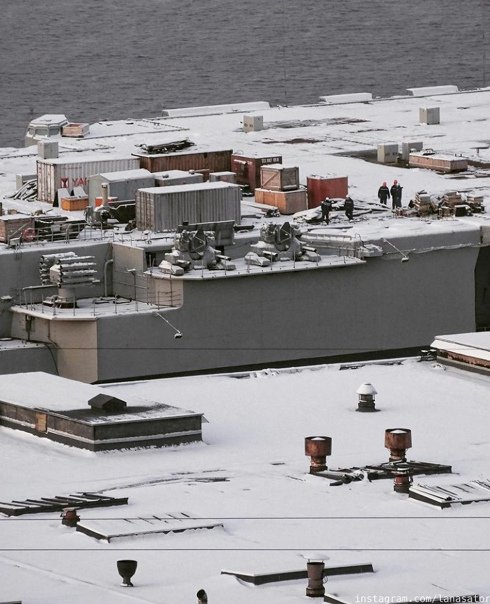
153;170;204;187
37;156;141;203
136;181;242;231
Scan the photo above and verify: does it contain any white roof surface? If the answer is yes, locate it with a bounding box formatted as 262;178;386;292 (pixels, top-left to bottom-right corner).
432;331;490;362
0;358;489;602
1;89;490;602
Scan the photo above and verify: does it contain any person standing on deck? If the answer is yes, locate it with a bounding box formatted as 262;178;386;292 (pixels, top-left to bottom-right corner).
378;181;390;205
344;196;354;221
390;180;403;209
321;197;332;224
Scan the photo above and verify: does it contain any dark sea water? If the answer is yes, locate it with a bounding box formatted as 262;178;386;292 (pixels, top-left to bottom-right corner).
0;0;488;147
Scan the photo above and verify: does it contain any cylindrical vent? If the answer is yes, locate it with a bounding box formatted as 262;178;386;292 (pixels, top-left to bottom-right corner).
306;560;325;597
197;589;208;603
392;463;412;493
117;560;137;587
385;428;412;462
305;436;332;473
356;383;377;412
101;182;109;206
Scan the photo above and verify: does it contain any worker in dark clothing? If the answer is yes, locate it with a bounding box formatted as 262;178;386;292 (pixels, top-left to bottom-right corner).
390;180;403;209
378;181;390;205
344;196;354;221
321;197;333;224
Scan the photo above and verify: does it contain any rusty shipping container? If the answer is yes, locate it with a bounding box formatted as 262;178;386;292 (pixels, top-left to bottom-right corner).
231;153;282;192
408;153;468;173
260;164;299;191
136;181;242;231
307;175;349;208
37;156;141;203
134;149;233;174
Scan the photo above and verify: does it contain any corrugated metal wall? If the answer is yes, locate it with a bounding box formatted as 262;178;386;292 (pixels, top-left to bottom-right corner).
136;150;232;174
136;183;242;231
37;157;141;203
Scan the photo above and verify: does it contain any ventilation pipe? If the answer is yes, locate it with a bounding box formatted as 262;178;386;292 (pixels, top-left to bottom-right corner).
306;560;325;597
60;507;79;527
356;383;377;412
305;436;332;473
385;428;412;462
117;560;138;587
197;589;208;603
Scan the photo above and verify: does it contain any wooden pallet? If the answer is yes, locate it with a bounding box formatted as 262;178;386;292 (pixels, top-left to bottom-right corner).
0;492;128;516
76;512;222;541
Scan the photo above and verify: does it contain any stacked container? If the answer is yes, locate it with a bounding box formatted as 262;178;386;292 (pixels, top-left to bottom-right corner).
37;156;140;203
136;181;242;231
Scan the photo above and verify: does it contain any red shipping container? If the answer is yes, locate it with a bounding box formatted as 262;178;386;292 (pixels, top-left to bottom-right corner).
307;175;349;208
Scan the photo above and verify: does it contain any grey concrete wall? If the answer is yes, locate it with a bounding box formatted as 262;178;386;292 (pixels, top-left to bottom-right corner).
10;313;98;383
94;245;479;382
0;241;111;316
0;345;56;375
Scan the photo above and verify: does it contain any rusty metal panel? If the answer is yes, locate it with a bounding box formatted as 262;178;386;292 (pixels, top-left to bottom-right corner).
307;175;349;208
37;156;141;203
231;153;282;191
135;149;233;174
136;182;241;231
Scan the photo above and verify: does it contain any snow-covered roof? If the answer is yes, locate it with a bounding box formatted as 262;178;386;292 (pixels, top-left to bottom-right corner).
0;358;489;602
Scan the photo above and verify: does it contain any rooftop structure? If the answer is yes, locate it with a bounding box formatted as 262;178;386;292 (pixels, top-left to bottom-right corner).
0;355;488;601
0;88;489;384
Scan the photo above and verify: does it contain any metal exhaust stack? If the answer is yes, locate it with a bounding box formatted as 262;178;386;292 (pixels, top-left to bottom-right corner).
356;382;378;412
305;436;332;473
385;428;413;493
306;560;325;597
392;462;413;493
117;560;138;587
385;428;412;462
101;182;109;207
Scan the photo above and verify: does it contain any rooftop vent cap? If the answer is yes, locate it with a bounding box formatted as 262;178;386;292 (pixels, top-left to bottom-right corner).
88;394;127;413
356;383;377;396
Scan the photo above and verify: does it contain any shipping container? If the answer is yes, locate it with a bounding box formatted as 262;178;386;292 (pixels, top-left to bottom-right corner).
260;164;299;191
136;181;242;231
37;156;141;203
154;170;204;187
306;175;349;208
408;153;468;173
231;153;282;191
134;149;233;175
209;171;237;184
254;188;307;215
88;169;154;204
